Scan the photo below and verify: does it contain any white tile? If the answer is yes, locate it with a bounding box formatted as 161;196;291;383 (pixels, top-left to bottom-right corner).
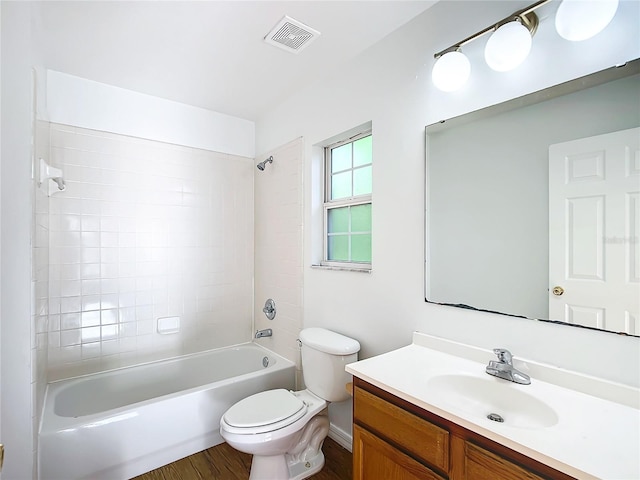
136;320;154;336
101;248;118;264
100;308;117;325
119;292;136;308
81;279;101;295
81;310;100;327
81;295;101;312
122;308;141;327
48;331;61;348
119;321;137;337
136;305;154;320
59;214;81;232
60;264;81;281
44;127;258;379
60;329;81;347
101;232;118;247
101;263;118;278
101;279;118;294
101;217;119;232
49;314;61;331
60;296;81;314
81;263;100;279
60;280;81;297
81;231;100;247
101;294;119;310
101;325;118;340
80;216;100;232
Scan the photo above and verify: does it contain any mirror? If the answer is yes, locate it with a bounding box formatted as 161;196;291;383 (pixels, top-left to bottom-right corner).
425;60;640;335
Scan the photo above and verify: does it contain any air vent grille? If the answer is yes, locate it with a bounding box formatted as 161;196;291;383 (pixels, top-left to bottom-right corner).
264;16;320;54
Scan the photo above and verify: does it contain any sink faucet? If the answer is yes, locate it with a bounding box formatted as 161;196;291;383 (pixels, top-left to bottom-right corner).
255;328;273;339
486;348;531;385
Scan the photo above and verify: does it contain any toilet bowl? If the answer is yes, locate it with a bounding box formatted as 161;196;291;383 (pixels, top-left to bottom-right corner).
219;328;360;480
220;389;329;479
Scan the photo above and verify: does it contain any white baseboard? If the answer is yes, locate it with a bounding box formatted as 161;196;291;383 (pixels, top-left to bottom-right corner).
328;423;352;453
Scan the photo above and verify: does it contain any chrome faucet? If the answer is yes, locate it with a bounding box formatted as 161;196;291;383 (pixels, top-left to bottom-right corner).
255;328;273;339
485;348;531;385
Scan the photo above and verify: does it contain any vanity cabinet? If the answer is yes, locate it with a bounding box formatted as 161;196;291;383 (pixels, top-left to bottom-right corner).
353;377;575;480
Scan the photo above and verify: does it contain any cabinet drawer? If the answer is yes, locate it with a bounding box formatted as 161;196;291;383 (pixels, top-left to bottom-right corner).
465;442;545;480
354;386;449;472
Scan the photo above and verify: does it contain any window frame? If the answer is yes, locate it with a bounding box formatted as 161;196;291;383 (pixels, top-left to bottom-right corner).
322;129;372;270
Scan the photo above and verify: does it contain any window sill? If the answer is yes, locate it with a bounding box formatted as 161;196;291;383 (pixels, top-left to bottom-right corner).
311;264;372;274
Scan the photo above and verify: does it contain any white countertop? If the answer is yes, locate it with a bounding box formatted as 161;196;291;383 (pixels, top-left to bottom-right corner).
346;332;640;480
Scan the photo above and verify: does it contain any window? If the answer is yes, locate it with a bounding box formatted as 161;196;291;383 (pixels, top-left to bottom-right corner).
323;130;372;269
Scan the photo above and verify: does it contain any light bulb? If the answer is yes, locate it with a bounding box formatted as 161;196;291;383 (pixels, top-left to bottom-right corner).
431;51;471;92
484;21;532;72
555;0;619;41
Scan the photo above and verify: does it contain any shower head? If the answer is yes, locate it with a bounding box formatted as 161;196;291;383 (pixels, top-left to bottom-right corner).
256;156;273;171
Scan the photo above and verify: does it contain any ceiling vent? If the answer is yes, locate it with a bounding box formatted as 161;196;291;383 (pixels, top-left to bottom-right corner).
264;16;320;54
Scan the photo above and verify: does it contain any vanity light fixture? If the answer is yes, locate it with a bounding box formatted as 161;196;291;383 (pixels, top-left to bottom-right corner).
555;0;619;41
484;12;538;72
431;50;471;92
431;0;619;92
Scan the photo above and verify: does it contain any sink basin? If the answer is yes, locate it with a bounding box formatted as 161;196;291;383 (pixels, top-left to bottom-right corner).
427;374;559;429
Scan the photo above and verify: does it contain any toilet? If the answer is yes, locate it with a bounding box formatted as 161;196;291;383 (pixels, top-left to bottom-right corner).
219;327;360;480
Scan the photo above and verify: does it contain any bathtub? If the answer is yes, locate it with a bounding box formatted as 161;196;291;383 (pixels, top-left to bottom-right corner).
39;343;296;480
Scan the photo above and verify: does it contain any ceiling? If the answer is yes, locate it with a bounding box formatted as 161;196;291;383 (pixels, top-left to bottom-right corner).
33;1;437;121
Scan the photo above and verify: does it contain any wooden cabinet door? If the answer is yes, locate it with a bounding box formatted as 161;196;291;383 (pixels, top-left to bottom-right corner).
353;425;445;480
464;442;545;480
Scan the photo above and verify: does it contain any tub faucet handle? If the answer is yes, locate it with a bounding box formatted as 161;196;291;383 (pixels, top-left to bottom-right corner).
262;298;276;320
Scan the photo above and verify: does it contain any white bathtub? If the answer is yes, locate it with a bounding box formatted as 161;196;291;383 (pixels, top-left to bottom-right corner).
39;343;295;480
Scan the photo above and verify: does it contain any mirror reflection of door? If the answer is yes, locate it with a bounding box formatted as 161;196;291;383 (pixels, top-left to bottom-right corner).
549;127;640;334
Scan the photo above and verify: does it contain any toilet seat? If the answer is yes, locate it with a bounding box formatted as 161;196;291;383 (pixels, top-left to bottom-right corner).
222;389;308;434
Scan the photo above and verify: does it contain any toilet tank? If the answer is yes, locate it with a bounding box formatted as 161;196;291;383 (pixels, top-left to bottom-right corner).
299;328;360;402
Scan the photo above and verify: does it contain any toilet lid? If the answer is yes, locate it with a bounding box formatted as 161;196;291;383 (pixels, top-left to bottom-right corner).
223;389;307;429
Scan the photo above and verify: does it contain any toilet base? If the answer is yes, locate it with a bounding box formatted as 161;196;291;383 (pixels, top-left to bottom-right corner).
248;414;330;480
288;449;325;480
249;450;325;480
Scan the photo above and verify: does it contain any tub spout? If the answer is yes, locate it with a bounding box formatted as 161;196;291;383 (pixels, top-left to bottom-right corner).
255;328;273;339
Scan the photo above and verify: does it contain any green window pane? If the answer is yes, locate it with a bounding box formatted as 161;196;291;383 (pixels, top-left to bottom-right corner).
331;144;352;173
328;235;349;261
328;207;349;233
351;204;371;232
331;171;352;200
353;166;372;196
351;234;372;263
353;135;372;167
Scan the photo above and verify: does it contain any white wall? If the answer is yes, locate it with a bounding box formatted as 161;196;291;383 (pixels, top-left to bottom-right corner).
255;0;640;438
46;70;255;159
1;2;36;478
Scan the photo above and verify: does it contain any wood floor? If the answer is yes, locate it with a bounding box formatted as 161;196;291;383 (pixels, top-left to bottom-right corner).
132;437;352;480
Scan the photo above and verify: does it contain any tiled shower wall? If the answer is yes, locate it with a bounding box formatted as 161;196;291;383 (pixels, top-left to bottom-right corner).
45;123;254;380
253;138;304;386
